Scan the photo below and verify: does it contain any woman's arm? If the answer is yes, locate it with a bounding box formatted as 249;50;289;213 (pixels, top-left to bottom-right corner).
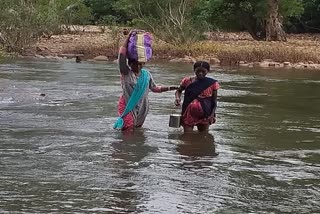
118;33;131;75
149;74;178;93
174;77;189;106
150;86;179;93
174;86;185;106
208;90;218;124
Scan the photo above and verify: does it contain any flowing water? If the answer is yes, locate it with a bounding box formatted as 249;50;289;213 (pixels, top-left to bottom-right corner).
0;59;319;213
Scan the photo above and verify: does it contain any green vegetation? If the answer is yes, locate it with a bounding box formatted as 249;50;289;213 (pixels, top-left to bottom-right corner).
0;0;91;53
83;0;320;39
1;0;320;56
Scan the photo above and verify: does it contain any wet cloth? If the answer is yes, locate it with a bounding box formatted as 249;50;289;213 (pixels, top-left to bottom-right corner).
117;95;134;130
113;69;150;129
180;76;219;126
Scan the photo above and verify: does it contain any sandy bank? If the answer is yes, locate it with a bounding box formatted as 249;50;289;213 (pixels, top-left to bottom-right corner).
21;26;320;70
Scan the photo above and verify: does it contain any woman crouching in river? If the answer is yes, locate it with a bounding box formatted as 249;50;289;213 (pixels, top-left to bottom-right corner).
174;61;220;132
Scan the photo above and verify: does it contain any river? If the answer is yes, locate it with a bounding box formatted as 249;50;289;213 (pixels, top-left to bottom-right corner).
0;59;319;213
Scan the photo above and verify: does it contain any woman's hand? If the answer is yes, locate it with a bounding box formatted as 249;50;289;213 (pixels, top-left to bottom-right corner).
174;86;182;106
122;30;135;47
134;29;146;33
208;113;216;124
174;98;181;106
128;29;145;36
169;86;179;90
128;30;135;36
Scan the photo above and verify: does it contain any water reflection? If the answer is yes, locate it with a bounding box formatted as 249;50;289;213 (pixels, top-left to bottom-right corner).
168;132;218;169
169;132;217;157
112;129;151;163
109;129;155;213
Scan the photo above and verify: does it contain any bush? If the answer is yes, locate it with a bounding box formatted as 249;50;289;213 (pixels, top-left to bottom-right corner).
0;0;91;53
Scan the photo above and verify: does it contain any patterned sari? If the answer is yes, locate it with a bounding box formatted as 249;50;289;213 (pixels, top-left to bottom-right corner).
116;46;167;130
180;76;219;126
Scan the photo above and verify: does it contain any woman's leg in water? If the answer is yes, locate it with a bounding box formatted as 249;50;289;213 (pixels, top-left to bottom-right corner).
197;124;209;132
183;125;194;132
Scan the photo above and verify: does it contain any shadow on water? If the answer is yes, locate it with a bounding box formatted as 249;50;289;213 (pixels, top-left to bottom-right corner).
108;129;157;213
169;132;217;157
112;128;156;163
168;132;218;169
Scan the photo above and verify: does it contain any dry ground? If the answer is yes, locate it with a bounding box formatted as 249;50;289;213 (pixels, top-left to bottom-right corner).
25;25;320;67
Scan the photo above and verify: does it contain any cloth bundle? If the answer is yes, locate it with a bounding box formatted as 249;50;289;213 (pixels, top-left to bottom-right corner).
127;31;152;62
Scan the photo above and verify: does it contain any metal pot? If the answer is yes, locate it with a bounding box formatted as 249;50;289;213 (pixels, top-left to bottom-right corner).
169;114;181;128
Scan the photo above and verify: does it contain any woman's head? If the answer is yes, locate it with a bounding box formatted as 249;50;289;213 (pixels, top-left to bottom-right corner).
128;58;145;73
193;61;210;79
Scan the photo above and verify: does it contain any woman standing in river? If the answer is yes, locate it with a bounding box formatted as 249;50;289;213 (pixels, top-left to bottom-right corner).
174;61;219;132
113;31;178;131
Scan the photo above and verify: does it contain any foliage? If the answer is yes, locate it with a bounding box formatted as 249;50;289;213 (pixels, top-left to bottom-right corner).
83;0;319;36
84;0;306;42
0;0;91;52
113;0;206;44
301;0;320;32
191;0;304;40
82;0;319;39
0;0;38;52
288;0;320;33
83;0;130;24
61;0;92;25
1;0;320;51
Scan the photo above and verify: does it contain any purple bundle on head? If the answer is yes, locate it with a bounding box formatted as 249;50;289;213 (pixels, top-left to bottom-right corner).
127;31;152;62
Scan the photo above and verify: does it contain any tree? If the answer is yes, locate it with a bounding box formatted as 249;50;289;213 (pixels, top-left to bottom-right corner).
195;0;304;41
265;0;286;41
115;0;205;44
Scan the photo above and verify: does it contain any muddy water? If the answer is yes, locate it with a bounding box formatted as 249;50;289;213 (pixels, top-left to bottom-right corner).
0;59;319;213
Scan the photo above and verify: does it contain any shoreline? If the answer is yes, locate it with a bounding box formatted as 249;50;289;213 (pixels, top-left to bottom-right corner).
15;29;320;71
16;53;320;71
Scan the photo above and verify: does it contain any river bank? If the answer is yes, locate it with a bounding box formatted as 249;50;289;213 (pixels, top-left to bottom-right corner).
20;26;320;70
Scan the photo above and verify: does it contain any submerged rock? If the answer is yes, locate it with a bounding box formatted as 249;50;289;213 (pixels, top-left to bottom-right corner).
93;55;109;61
